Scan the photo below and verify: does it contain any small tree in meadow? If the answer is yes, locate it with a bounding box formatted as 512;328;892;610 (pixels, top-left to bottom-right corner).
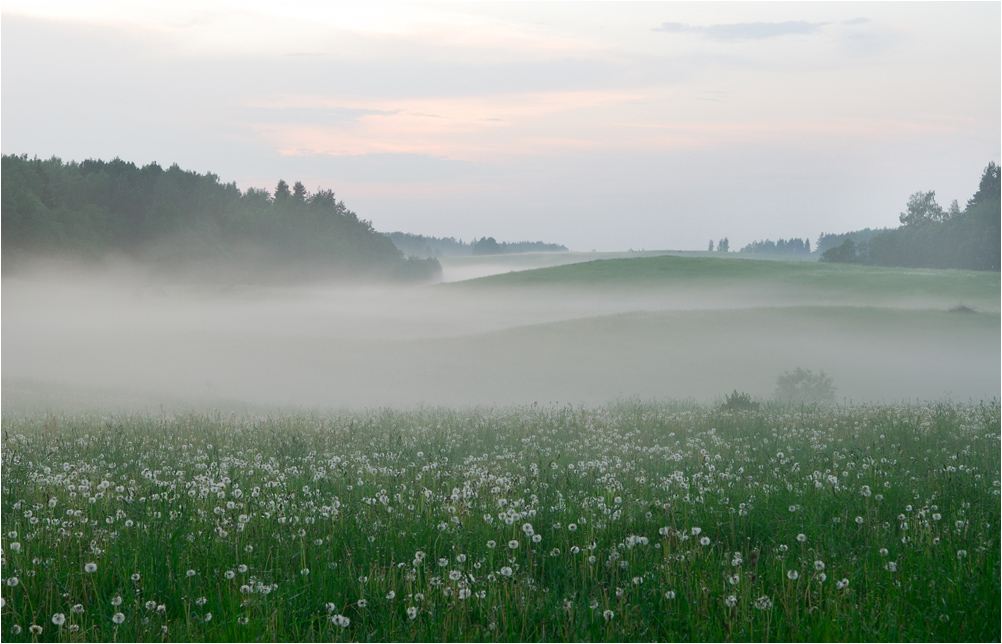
774;368;837;404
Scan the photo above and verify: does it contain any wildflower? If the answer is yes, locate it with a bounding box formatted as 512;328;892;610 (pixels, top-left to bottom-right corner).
449;570;462;581
131;573;141;581
10;543;21;553
145;600;157;610
778;545;788;552
438;558;449;567
52;614;66;626
796;533;807;542
957;550;968;559
725;595;737;608
508;540;519;550
238;616;249;625
754;595;773;610
458;588;471;600
603;609;614;621
728;574;740;585
486;540;496;548
407;606;419;620
550;548;561;556
700;536;711;546
860;485;872;497
665;590;676;599
568;524;578;532
30;625;43;635
787;570;799;580
112;612;125;624
691;527;702;536
500;566;513;577
818;573;827;583
84;562;98;573
532;534;542;543
835;578;850;590
238;564;248;573
357;599;368;608
6;577;18;587
329;614;350;627
885;562;897;572
789;505;797;513
522;523;534;535
225;570;235;579
855;516;864;525
204;613;212;622
879;548;889;556
300;568;310;576
111;596;122;606
186;569;196;577
814;560;825;571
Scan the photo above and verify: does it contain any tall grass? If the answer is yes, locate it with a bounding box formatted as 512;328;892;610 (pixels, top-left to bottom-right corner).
2;401;998;641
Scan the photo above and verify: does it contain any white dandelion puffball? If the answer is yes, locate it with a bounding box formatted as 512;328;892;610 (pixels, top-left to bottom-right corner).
84;563;98;573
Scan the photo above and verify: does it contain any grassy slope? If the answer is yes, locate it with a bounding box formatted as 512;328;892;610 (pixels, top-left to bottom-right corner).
448;255;999;310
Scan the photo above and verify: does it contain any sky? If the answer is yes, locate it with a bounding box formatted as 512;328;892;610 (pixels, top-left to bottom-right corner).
2;2;999;251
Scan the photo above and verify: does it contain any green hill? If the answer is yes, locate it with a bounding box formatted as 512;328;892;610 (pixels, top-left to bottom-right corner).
449;255;999;311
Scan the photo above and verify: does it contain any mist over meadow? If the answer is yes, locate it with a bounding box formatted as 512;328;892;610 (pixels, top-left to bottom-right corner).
3;250;998;414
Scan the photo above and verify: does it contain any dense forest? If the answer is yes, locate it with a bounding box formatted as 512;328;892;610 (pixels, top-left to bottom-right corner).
1;154;441;282
386;232;568;258
740;237;811;255
813;228;891;256
821;162;1001;271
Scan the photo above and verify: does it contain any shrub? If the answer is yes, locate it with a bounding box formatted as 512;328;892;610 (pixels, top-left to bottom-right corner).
774;368;837;404
721;390;760;411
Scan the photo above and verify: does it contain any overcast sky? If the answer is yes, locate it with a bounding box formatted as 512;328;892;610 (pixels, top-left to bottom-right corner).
2;2;999;251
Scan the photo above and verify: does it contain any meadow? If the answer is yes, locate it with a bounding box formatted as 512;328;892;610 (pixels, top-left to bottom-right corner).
2;401;999;642
3;254;999;410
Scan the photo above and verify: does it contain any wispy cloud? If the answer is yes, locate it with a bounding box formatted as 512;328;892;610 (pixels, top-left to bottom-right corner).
654;21;829;41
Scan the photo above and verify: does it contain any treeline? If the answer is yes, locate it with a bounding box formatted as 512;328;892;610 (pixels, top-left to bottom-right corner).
821;162;1000;271
740;237;811;255
1;154;440;281
813;228;890;256
386;232;568;258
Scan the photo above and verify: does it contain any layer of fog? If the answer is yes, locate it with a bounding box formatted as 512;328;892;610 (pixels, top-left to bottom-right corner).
2;260;998;414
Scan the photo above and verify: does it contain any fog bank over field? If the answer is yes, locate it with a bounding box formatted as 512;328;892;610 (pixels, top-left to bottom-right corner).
2;257;998;413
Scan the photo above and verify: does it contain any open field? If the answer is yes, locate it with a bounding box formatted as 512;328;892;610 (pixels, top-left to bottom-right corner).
2;402;999;642
3;255;998;411
2;254;999;642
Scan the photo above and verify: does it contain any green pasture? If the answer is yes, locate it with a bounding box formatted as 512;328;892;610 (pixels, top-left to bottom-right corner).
450;255;999;311
2;402;999;642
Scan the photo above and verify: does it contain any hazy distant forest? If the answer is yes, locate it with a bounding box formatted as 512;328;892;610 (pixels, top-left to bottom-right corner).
0;154;440;281
819;162;1000;271
386;232;567;258
3;154;999;275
